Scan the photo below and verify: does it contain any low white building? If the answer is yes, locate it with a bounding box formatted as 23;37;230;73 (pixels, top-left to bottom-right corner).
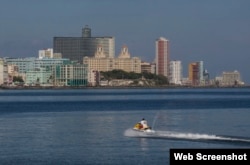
221;70;244;86
52;64;88;86
25;67;52;85
88;69;100;86
39;48;62;59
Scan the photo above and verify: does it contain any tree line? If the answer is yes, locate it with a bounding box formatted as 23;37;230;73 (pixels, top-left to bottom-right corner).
100;69;169;85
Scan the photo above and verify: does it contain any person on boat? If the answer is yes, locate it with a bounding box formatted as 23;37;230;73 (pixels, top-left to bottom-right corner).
139;118;149;130
134;122;143;130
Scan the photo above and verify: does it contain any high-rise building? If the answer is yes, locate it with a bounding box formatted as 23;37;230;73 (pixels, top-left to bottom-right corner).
155;37;169;77
53;25;115;63
188;61;204;86
0;58;8;85
169;60;182;85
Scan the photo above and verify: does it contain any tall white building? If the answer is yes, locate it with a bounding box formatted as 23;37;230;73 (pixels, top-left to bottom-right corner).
169;60;182;85
155;37;169;77
0;58;8;85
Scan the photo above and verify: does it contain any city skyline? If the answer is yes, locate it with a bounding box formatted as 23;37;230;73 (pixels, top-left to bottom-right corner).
0;1;249;83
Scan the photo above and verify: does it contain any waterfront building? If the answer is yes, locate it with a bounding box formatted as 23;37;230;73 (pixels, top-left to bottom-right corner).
7;64;25;84
53;25;115;63
7;64;19;74
88;69;100;86
0;58;8;85
221;70;243;86
214;76;223;86
150;63;156;75
188;61;204;86
203;69;210;85
83;45;141;73
141;62;156;74
155;37;169;77
26;67;52;85
5;58;36;74
169;60;182;85
181;77;192;86
141;62;151;73
5;57;70;74
52;64;88;86
4;57;71;85
116;45;141;73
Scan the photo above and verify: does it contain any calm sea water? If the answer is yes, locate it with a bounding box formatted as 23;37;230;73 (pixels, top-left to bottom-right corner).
0;88;250;164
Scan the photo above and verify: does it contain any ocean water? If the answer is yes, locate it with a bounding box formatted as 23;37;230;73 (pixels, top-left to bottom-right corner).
0;88;250;164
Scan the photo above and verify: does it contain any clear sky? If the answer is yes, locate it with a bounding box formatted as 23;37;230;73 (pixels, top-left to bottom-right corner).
0;0;249;84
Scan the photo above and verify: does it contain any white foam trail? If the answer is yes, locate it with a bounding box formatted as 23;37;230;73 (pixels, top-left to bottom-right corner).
124;129;220;139
124;129;250;143
156;131;221;140
157;131;250;143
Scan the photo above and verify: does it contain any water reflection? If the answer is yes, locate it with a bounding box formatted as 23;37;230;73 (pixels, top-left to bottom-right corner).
139;138;149;151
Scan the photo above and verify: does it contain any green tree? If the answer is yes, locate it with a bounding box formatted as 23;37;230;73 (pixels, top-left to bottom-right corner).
100;70;169;85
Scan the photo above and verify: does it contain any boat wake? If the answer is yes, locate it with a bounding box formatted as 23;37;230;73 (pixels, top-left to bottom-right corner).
124;128;250;145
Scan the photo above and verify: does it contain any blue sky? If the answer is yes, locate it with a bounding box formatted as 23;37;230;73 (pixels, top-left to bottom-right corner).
0;0;250;83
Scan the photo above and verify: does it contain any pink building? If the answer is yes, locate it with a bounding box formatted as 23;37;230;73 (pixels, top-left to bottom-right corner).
155;37;169;77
